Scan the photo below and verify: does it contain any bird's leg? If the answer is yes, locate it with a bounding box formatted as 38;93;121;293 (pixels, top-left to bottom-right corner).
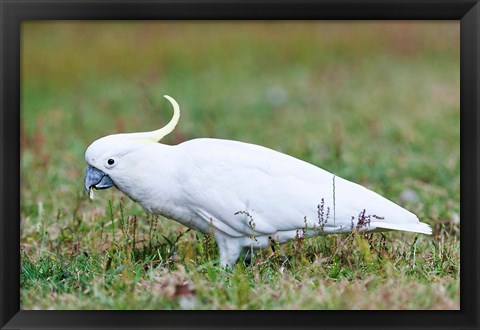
214;230;243;268
240;248;253;267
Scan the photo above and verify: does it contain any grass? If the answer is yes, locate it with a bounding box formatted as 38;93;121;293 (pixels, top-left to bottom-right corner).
20;21;460;310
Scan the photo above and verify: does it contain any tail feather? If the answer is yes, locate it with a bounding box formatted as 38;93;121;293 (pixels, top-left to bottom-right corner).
372;221;432;235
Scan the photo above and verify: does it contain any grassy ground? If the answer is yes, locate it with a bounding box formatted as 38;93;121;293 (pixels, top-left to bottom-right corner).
20;21;460;310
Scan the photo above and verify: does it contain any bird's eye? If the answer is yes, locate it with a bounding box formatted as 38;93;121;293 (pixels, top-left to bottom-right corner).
105;158;117;168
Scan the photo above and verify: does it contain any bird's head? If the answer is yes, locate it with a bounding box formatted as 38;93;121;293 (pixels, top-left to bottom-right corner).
83;95;180;199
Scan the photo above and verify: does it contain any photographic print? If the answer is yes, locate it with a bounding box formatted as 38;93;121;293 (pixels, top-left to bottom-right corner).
20;21;460;310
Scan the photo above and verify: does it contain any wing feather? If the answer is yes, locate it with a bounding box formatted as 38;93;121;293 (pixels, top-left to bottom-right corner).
177;138;428;237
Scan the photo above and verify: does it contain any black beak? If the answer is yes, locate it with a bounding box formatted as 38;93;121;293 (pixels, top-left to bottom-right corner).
84;165;114;196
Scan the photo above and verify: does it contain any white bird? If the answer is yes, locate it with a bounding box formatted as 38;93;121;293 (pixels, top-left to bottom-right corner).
84;95;432;267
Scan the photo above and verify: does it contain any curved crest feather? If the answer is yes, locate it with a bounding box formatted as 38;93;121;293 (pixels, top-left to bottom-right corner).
123;95;180;142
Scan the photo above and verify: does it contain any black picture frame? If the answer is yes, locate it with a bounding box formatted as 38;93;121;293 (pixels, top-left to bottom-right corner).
1;0;478;329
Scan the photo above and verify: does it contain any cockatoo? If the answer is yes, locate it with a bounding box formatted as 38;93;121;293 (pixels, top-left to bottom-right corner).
84;95;431;267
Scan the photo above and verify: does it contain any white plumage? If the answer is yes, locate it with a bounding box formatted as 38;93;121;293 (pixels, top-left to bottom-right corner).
84;95;431;267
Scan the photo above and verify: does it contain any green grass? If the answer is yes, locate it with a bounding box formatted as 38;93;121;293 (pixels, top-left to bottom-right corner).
20;21;460;310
